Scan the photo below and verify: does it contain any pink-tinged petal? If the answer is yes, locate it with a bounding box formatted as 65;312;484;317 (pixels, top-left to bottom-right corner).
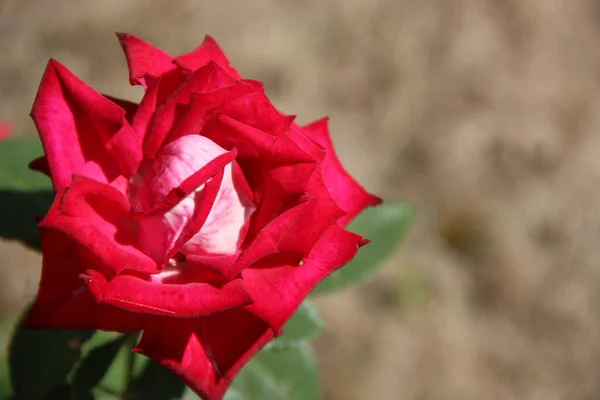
134;309;274;400
0;121;11;140
117;32;175;87
143;62;238;158
132;135;230;212
41;176;158;275
174;35;242;80
23;229;146;332
31;60;142;188
28;156;50;177
84;270;251;318
132;135;253;262
137;169;224;263
303;118;382;225
243;224;368;331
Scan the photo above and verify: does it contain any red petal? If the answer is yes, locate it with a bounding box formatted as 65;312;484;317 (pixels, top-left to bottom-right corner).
28;156;51;177
167;80;257;145
303;118;382;225
31;60;142;189
243;224;366;331
23;229;146;332
85;271;252;318
129;74;184;146
288;122;325;162
143;62;238;158
134;309;274;400
174;35;242;80
41;176;158;275
116;32;175;87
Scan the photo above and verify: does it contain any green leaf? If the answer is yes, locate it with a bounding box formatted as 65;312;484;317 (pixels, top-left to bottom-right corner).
71;334;131;399
0;138;53;250
0;138;50;191
9;308;95;400
312;203;414;295
129;359;186;400
266;300;324;349
0;315;18;399
218;342;319;400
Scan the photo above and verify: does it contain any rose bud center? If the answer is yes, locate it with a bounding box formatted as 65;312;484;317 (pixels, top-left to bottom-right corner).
129;135;254;263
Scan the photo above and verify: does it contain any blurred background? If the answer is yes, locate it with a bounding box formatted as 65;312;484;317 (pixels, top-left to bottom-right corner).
3;0;600;399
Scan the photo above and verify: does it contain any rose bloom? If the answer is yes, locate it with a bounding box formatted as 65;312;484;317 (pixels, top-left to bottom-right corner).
24;33;381;399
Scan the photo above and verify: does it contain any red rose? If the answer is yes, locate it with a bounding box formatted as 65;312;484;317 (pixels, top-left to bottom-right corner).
25;33;380;399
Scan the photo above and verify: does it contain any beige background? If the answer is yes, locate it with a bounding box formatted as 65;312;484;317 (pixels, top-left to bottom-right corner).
3;1;600;399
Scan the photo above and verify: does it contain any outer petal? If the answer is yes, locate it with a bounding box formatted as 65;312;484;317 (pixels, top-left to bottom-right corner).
41;176;158;275
242;224;368;331
117;33;175;87
84;271;252;318
174;35;242;80
134;309;274;400
303;118;382;225
23;229;146;332
31;60;142;189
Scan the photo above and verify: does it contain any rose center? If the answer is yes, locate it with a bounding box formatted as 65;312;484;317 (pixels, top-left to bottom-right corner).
129;135;254;263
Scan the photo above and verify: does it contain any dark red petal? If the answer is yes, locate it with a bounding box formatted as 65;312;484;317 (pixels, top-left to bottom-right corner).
243;224;367;331
23;229;146;332
116;32;175;87
41;176;158;275
167;81;293;150
143;62;238;158
129;74;186;146
28;156;51;177
174;35;242;80
303;118;382;225
102;94;138;123
134;309;274;400
30;60;142;189
167;80;257;145
84;270;252;318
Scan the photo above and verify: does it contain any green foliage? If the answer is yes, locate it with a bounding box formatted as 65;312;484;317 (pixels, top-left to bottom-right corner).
180;342;319;400
0;138;52;250
0;316;18;399
70;334;131;399
313;203;414;295
267;300;324;349
0;138;50;191
9;309;95;400
128;358;187;400
224;343;319;400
